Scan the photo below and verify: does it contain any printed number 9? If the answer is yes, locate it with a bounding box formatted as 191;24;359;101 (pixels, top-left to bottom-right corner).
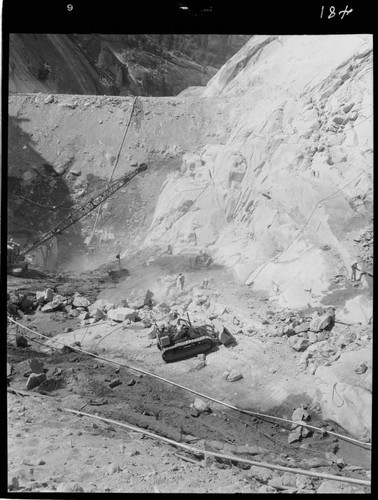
67;4;73;10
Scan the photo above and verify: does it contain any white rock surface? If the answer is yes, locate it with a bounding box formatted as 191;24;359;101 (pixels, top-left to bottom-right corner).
144;35;372;311
315;347;372;438
107;307;137;322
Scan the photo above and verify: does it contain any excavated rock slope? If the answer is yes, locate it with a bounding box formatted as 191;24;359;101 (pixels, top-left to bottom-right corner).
9;34;249;97
8;35;373;318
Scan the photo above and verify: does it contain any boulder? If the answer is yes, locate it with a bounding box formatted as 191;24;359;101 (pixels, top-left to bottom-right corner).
15;332;28;347
354;362;368;375
219;327;235;346
289;337;310;352
310;311;335;332
288;426;302;443
43;288;55;302
28;358;44;374
107;307;137;322
317;480;353;494
44;94;54;104
89;308;106;320
72;294;91;308
41;300;62;312
20;297;34;313
292;407;309;422
56;483;84;493
294;322;311;334
26;372;46;390
210;303;228;317
88;299;115;314
193;398;211;413
128;289;154;309
315;347;372;438
227;370;243;382
283;325;296;336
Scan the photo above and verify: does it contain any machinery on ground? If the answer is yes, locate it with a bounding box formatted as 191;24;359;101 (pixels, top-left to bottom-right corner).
7;163;148;276
7;240;28;276
154;314;234;363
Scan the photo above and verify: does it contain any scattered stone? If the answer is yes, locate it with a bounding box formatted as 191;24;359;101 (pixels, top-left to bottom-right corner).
292;407;309;422
336;457;346;468
354;362;368;374
44;94;54;104
302;457;330;468
107;307;137;322
219;327;235;346
226;370;243;382
194;361;206;370
147;328;157;339
69;169;81;177
301;426;312;438
106;463;121;474
223;443;237;454
8;477;19;491
15;332;28;348
325;451;338;463
91;308;106;320
288;426;302;443
258;485;277;493
246;445;269;455
310;310;335;332
249;465;273;483
28;358;44;374
109;378;122;388
193;397;210;413
289;337;310;352
236;445;250;454
72;294;91;308
56;482;84;493
208;440;224;451
281;471;297;487
44;288;55;302
22;457;46;466
317;480;353;493
296;474;313;490
294;322;311;334
89;299;115;313
26;372;47;390
283;325;296;336
190;407;199;417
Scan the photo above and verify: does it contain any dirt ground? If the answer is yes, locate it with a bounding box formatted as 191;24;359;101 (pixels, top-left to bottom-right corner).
7;256;371;494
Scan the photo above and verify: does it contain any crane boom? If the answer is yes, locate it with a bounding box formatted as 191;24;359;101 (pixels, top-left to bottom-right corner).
20;163;148;257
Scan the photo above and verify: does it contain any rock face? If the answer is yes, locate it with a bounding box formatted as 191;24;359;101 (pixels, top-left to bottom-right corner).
9;34;249;96
145;34;373;312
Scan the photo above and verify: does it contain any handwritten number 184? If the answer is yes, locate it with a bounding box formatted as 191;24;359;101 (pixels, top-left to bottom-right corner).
320;5;353;19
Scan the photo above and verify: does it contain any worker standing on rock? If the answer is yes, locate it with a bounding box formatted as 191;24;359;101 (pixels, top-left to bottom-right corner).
116;253;121;268
351;260;361;282
177;273;185;291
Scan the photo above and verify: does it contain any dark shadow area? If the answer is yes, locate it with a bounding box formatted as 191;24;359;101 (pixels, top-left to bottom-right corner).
8;115;81;268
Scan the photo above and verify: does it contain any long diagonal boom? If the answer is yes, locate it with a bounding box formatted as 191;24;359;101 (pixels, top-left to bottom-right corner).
20;163;148;257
